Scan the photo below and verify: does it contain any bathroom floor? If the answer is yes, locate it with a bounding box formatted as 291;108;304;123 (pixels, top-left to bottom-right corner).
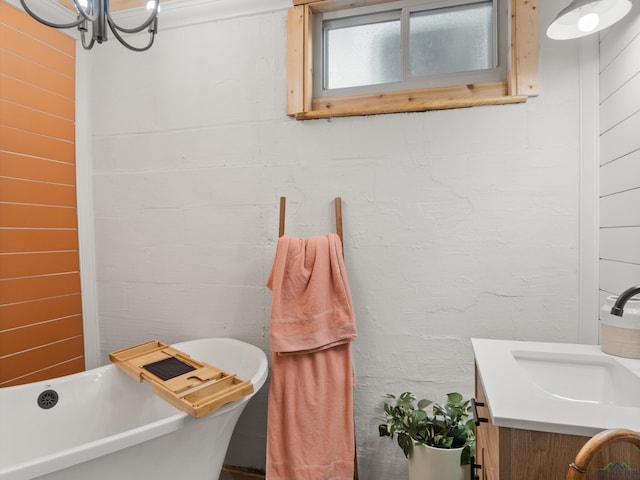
219;466;265;480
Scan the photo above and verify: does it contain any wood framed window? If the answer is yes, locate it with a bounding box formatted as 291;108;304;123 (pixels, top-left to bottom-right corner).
286;0;539;119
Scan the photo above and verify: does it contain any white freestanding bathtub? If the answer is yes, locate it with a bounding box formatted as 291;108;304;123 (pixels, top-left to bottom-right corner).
0;338;268;480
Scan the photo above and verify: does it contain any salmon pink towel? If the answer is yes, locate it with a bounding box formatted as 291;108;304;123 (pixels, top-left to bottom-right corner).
266;234;357;480
267;344;355;480
266;234;357;354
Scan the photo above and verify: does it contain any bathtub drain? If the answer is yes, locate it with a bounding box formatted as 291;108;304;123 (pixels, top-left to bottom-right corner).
37;389;59;409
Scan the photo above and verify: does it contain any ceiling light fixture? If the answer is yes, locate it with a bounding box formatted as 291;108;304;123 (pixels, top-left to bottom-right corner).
19;0;160;51
547;0;632;40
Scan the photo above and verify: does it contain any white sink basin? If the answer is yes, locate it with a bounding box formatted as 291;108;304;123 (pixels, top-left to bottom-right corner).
472;339;640;436
512;350;640;407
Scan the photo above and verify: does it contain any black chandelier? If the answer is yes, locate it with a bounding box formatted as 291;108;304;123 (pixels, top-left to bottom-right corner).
19;0;160;51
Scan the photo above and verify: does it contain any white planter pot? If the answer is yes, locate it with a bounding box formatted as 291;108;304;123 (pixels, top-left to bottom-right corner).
408;444;466;480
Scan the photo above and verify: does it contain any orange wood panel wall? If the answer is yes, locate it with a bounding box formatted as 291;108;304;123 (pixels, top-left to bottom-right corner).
0;1;84;387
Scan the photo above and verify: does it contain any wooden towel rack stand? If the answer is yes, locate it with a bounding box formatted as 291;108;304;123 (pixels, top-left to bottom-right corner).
276;195;356;479
278;196;343;246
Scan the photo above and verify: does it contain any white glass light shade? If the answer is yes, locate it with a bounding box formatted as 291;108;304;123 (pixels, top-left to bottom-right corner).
547;0;632;40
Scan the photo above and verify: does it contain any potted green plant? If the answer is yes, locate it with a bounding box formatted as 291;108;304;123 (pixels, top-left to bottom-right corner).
378;391;475;480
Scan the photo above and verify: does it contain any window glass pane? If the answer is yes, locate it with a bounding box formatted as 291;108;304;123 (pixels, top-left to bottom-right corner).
325;19;401;90
409;1;494;78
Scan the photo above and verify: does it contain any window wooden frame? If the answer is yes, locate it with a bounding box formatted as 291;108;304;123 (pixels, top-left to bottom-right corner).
286;0;539;120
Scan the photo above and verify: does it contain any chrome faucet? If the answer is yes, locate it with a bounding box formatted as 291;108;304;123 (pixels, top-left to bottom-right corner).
610;285;640;316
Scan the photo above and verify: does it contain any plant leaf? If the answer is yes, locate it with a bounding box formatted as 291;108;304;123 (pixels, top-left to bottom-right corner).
461;445;471;465
447;392;463;405
398;433;413;458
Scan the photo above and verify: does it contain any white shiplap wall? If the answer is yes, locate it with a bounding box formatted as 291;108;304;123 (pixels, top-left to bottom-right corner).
599;6;640;311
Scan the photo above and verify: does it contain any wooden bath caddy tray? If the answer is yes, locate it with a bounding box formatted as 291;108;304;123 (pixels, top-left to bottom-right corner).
109;340;253;418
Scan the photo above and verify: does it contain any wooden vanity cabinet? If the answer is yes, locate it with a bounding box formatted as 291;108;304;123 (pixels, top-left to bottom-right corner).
474;366;640;480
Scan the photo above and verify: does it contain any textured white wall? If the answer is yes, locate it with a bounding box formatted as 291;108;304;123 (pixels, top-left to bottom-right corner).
87;2;584;476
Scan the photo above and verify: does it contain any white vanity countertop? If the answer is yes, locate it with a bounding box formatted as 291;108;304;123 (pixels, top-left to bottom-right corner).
472;338;640;437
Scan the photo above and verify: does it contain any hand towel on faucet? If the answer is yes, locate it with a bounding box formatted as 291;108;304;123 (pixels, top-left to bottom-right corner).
266;234;357;354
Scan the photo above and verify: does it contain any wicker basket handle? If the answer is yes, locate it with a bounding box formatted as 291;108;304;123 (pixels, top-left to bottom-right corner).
567;429;640;480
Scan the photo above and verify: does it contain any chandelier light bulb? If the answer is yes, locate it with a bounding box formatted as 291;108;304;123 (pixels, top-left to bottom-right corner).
19;0;159;51
578;12;600;32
